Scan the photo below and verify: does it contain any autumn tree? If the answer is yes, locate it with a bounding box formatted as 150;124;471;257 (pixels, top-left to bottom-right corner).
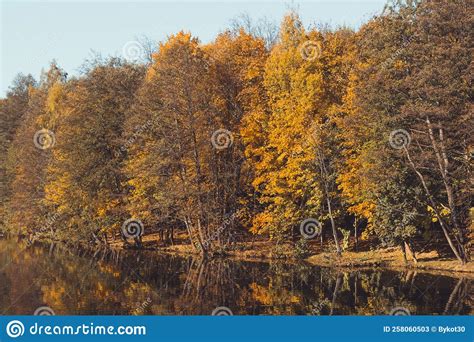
45;59;144;245
124;32;221;253
245;13;325;245
206;29;269;247
4;63;65;238
398;0;473;263
0;2;471;264
0;74;36;233
337;0;472;263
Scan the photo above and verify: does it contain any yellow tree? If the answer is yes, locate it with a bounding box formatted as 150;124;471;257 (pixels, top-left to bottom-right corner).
0;74;36;232
250;13;324;241
313;27;356;254
45;59;144;244
6;64;65;238
124;32;218;253
206;29;269;239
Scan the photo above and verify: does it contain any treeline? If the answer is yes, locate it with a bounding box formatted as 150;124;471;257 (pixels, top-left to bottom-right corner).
0;0;472;263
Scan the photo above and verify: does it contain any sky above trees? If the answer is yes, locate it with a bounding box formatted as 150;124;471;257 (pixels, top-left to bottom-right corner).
1;0;387;95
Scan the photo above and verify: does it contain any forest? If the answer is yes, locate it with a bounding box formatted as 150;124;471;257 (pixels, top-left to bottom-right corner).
0;0;472;269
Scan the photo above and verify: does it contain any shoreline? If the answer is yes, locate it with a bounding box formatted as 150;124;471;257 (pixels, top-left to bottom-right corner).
305;249;474;280
4;235;472;279
108;234;474;279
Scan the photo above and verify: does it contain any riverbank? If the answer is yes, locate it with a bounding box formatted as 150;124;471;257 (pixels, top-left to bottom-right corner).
306;248;474;279
108;233;474;278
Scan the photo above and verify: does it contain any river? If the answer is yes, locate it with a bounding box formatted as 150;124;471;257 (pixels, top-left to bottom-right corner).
0;239;471;315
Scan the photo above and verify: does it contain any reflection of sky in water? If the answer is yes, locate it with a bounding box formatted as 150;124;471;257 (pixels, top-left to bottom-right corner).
0;239;470;315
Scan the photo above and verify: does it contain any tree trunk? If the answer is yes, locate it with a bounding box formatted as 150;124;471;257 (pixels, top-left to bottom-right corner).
404;240;417;264
327;197;341;256
426;117;466;245
184;217;199;253
401;242;407;264
354;217;358;251
404;146;465;264
317;149;342;256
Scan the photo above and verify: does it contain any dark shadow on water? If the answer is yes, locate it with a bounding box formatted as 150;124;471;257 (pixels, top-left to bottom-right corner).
0;239;471;315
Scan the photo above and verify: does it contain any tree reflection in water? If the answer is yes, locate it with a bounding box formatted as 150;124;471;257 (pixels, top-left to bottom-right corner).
0;240;471;315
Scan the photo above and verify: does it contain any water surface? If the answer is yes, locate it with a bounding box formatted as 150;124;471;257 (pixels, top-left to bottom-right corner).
0;239;471;315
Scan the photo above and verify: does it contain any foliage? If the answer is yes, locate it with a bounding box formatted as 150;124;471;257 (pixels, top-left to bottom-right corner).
0;0;471;262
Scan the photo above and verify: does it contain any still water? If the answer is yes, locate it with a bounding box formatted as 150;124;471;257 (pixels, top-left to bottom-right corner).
0;239;471;315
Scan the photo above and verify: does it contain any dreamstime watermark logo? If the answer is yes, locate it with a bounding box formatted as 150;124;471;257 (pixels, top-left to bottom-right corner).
132;297;152;315
122;41;145;62
378;36;413;71
300;218;322;239
299;40;322;61
389;129;411;149
116;119;154;157
389;306;411;316
43;212;61;234
26;213;62;246
202;213;236;250
121;218;144;238
309;299;330;315
34;306;55;316
211;129;234;150
6;320;25;338
33;129;56;150
211;306;233;316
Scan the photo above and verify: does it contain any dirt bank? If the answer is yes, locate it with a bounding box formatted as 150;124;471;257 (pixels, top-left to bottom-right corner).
306;247;474;279
109;233;474;278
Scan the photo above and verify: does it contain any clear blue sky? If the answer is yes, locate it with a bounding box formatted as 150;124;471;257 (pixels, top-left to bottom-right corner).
1;0;387;96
